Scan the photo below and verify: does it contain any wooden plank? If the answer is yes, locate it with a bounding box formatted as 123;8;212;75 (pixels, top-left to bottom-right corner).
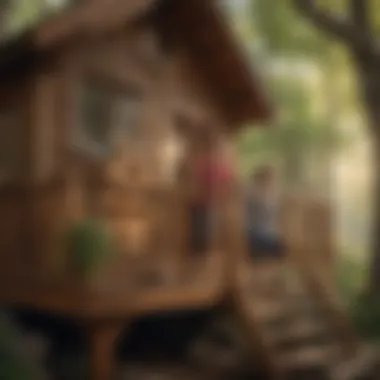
0;250;224;320
232;284;284;379
332;345;378;380
278;345;338;371
297;262;360;357
125;251;224;317
34;0;157;48
267;320;328;345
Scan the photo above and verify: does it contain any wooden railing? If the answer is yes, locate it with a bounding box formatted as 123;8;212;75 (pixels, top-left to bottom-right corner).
296;258;360;357
278;194;359;356
279;194;336;284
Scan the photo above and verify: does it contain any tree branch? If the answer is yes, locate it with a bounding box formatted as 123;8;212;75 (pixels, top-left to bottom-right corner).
350;0;370;30
293;0;373;51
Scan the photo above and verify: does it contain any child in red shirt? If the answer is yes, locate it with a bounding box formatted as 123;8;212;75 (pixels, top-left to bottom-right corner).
190;134;235;254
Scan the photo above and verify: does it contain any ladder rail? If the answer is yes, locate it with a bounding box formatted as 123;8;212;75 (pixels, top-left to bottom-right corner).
295;257;360;356
232;278;286;380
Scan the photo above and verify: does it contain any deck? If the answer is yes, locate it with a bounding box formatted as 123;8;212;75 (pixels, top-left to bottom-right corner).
0;251;225;319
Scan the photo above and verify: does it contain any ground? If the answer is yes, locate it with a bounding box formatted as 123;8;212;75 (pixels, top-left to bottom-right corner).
4;306;379;380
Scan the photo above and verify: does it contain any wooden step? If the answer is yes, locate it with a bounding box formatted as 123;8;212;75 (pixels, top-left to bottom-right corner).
250;295;320;323
249;267;307;298
251;269;285;287
250;287;316;305
331;345;378;380
284;278;309;297
248;280;308;299
250;299;286;321
267;320;328;345
278;344;338;372
120;362;212;380
188;338;245;372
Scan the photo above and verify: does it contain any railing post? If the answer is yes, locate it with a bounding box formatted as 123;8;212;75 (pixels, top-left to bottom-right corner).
223;185;248;291
85;319;126;380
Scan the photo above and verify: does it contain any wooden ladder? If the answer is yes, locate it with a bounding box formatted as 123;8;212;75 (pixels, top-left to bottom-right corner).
234;259;377;380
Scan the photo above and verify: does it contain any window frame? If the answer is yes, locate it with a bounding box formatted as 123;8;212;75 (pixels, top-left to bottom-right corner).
0;104;24;186
73;74;143;159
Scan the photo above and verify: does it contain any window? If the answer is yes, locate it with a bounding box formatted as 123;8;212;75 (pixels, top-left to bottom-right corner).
0;108;22;183
78;78;142;157
113;96;141;139
80;82;113;154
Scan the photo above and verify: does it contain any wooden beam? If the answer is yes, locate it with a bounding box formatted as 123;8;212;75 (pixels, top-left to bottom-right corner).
34;0;157;48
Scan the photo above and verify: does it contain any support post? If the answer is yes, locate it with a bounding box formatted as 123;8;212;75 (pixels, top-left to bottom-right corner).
86;320;125;380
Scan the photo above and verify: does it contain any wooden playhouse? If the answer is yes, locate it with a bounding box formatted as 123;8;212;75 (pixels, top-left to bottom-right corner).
0;0;375;379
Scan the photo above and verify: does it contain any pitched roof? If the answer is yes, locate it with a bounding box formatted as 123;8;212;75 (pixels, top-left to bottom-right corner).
0;0;272;126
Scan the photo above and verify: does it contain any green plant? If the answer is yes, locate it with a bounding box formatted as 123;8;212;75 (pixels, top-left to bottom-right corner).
0;314;44;380
349;296;380;342
337;255;367;304
336;255;380;343
64;219;113;278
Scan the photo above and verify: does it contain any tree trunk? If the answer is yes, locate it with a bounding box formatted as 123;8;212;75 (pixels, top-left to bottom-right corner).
356;58;380;294
367;130;380;294
291;0;380;294
0;1;11;38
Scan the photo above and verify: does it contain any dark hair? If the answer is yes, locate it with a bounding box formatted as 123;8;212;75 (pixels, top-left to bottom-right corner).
251;165;275;183
197;126;216;149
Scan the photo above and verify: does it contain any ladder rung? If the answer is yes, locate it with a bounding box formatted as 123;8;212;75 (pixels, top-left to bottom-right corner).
332;345;378;380
250;300;285;320
278;345;338;371
268;320;328;344
250;295;320;322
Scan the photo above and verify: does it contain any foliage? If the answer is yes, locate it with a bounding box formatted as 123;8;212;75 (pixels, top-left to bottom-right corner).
251;0;330;59
231;0;353;187
337;255;367;302
4;0;72;37
8;0;46;32
337;255;380;342
237;81;351;184
290;0;380;293
64;219;113;278
0;314;44;380
349;296;380;341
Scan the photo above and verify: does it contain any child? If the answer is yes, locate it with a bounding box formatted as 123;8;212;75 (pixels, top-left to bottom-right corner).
246;166;285;260
190;130;234;254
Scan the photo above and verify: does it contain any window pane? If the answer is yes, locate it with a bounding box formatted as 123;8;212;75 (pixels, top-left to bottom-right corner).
114;97;141;139
80;81;114;154
79;79;142;156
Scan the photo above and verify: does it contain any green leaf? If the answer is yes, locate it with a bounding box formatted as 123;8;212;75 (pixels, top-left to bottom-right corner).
65;219;113;277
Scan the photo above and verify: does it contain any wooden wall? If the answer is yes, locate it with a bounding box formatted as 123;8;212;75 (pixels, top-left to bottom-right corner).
0;80;34;283
0;15;334;296
2;17;224;292
0;188;29;281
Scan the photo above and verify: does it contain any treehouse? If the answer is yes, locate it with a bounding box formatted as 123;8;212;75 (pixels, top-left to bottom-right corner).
0;0;376;380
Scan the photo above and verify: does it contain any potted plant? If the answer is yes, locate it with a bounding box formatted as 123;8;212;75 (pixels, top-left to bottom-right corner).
64;218;113;281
